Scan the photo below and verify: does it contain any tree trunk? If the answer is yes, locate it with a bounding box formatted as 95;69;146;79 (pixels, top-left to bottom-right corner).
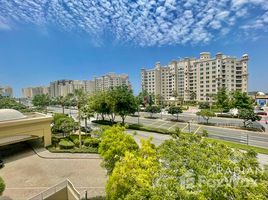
78;107;82;148
62;105;65;114
85;117;88;130
177;113;179;121
101;113;105;121
122;115;125;125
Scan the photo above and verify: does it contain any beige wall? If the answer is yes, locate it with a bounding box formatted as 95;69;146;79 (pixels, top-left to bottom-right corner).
0;115;52;147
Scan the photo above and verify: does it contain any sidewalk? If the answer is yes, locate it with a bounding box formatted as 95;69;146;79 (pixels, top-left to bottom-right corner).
28;141;101;159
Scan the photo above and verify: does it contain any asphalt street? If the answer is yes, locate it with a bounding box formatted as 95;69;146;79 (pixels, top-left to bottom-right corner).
48;106;268;149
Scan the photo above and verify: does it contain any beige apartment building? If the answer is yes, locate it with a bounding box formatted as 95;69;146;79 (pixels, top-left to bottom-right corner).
94;73;131;91
0;86;13;97
22;86;49;99
48;73;131;98
141;52;249;103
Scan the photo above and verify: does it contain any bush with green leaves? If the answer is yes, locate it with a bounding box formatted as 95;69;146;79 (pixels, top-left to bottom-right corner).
197;109;216;124
0;96;30;112
168;106;183;121
104;127;268;199
59;139;75;149
199;102;210;109
145;105;161;118
99;126;139;174
84;138;100;148
0;177;5;196
52;113;78;135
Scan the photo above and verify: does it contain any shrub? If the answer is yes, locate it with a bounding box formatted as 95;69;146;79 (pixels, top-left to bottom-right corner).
199;102;210;109
202;129;208;137
73;138;80;147
59;139;75;149
84;138;100;148
0;177;5;196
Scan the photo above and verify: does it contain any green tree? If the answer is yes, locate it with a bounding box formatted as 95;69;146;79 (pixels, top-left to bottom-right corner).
106;139;159;200
215;87;230;113
238;109;261;127
0;177;5;196
111;86;138;124
74;89;87;148
55;95;71;114
80;104;94;131
32;94;50;113
196;109;215;124
168;106;183;121
190;91;196;101
145;105;161;118
152;132;268;199
0;96;29;112
51;113;78;136
136;90;149;107
98;126;139;174
90;91;112;121
231;91;254;110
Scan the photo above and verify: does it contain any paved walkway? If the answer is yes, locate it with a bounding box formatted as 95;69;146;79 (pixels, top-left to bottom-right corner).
29;141;101;159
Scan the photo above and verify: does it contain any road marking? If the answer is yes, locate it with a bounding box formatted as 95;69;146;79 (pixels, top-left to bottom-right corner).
157;121;169;128
168;123;179;130
148;120;163;126
194;126;203;134
181;124;189;132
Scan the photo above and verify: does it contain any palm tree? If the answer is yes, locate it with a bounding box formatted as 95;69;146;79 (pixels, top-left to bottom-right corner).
74;89;87;148
56;95;70;114
81;104;94;133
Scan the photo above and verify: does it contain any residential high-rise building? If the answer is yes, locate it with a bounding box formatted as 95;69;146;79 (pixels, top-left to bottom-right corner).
0;86;13;97
22;86;48;99
141;52;249;103
49;80;85;98
94;73;131;91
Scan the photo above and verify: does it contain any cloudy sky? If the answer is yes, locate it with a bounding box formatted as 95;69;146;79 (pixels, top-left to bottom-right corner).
0;0;268;96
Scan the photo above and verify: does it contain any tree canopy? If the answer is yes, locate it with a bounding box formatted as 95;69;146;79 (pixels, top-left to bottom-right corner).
98;126;139;174
239;108;261;127
0;177;5;196
168;106;183;121
231;91;254;110
103;127;268;200
32;94;50;112
196;109;216;124
145;105;161;118
215;87;230;113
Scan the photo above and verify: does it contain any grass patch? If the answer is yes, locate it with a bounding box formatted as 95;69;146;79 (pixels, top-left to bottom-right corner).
205;137;268;155
128;124;175;135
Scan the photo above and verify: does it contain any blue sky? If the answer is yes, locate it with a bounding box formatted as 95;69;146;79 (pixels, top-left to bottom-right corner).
0;0;268;97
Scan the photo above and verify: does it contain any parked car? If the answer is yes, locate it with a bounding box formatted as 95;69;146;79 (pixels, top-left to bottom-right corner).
0;159;4;168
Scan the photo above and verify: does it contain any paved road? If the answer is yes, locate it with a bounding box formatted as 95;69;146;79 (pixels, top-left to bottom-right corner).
48;106;268;149
121;115;268;149
126;129;268;167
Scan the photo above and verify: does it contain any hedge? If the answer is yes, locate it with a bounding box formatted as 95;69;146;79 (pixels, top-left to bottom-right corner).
59;140;75;149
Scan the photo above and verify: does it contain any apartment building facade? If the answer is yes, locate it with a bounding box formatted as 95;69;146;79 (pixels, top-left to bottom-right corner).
0;86;13;97
22;86;49;99
48;73;131;98
141;52;248;102
94;73;131;91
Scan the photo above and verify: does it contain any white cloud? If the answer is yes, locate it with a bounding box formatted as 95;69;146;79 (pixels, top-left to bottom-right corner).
0;0;267;46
